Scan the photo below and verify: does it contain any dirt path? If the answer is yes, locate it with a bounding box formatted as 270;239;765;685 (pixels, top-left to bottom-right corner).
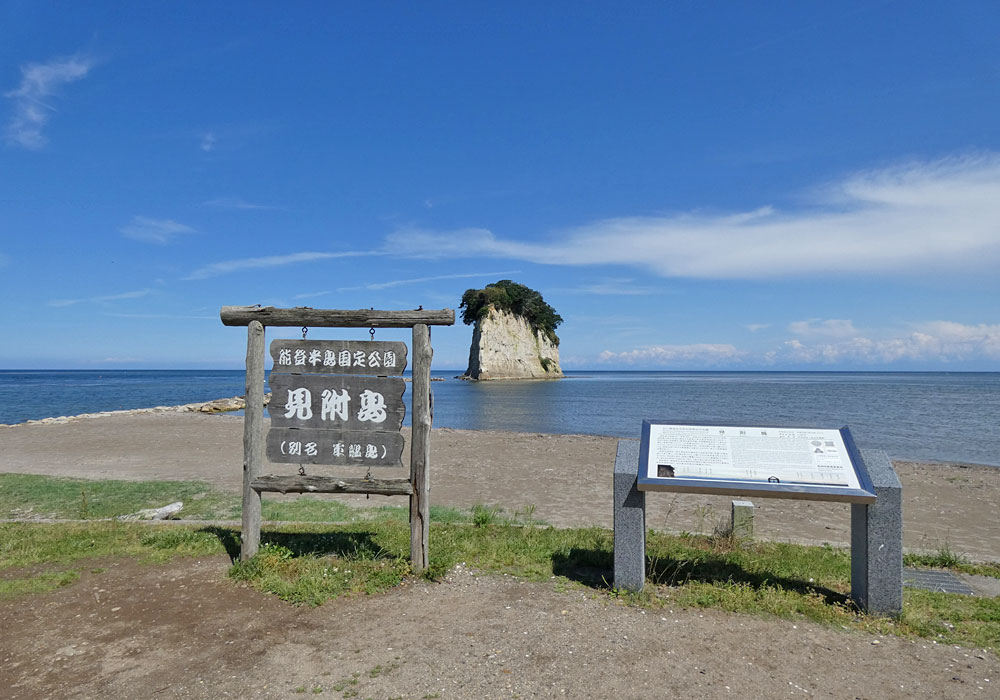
2;412;998;560
1;556;996;700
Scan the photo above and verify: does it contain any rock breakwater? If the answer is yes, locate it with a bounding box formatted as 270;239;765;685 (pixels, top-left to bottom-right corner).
0;393;272;428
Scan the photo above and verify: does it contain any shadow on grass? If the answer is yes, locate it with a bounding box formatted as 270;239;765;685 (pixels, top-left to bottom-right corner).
200;526;385;563
551;547;850;607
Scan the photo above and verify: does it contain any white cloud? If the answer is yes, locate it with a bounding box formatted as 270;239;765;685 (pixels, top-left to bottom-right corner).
184;251;374;280
49;288;153;308
200;132;217;152
120;216;196;244
4;54;94;149
597;320;1000;367
787;319;859;338
385;154;1000;279
745;323;770;332
778;321;1000;364
598;344;744;366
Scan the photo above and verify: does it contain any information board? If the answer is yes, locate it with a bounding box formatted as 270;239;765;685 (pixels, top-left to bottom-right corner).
637;421;876;503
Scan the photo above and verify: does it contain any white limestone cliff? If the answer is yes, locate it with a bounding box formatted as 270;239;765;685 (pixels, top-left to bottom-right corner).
461;306;563;380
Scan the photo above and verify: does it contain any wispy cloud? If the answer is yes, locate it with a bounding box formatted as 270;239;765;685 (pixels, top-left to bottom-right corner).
787;319;859;339
49;288;153;308
200;131;217;152
120;216;196;244
104;312;216;320
384;154;1000;279
553;278;658;296
4;54;95;149
745;323;771;332
185;251;374;280
336;270;521;292
202;197;279;211
598;344;745;366
292;290;335;300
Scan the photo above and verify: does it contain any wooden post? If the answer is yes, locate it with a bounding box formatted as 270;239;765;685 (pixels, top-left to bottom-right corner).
410;323;432;572
241;320;265;561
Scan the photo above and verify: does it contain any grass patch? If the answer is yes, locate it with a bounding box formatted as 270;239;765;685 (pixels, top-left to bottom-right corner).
0;474;543;527
1;515;997;651
0;473;238;521
0;570;80;597
0;521;224;572
0;521;226;600
904;548;1000;578
229;542;409;606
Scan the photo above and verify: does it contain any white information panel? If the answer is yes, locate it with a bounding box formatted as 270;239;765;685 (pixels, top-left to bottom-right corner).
637;421;876;503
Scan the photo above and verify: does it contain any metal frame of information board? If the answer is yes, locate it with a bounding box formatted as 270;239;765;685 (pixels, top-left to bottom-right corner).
637;420;877;503
221;305;455;571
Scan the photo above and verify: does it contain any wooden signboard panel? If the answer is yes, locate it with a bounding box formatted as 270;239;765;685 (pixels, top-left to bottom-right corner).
268;374;406;431
267;428;405;467
270;339;407;376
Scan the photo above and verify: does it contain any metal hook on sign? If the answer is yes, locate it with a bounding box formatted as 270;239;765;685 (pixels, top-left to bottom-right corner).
298;464;306;476
369;326;376;340
301;326;308;340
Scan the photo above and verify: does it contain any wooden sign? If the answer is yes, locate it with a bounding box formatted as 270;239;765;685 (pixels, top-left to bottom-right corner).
267;428;405;467
270;339;407;375
268;374;406;431
226;305;455;571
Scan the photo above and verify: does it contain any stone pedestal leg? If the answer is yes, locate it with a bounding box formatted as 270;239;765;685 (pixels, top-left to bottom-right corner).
851;449;903;617
613;439;646;592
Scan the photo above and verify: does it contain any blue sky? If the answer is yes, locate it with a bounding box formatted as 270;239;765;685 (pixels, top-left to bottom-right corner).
2;1;999;371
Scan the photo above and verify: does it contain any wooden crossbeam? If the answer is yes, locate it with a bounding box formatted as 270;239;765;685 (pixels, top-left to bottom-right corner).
221;306;454;328
251;475;414;496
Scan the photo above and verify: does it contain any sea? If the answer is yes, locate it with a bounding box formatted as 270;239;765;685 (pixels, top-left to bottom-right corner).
1;370;998;467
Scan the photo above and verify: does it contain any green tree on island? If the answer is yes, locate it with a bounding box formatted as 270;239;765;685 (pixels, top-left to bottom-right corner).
459;280;563;345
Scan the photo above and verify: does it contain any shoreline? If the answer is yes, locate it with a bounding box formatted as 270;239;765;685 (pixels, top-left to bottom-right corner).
2;398;998;470
0;394;262;428
0;410;997;561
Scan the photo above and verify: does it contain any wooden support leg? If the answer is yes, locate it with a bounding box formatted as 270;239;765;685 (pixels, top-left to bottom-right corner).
241;320;265;561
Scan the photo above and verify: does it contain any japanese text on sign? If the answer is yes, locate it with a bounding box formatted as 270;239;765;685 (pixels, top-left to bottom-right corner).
268;374;405;432
270;340;407;376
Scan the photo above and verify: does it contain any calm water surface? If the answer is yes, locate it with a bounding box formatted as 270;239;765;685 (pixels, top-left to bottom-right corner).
1;370;998;467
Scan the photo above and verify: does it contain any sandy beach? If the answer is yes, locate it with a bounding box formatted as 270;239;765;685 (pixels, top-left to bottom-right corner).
2;410;998;561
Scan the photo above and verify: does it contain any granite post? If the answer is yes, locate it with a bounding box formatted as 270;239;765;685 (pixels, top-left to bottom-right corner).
613;439;645;592
731;499;754;538
850;448;903;617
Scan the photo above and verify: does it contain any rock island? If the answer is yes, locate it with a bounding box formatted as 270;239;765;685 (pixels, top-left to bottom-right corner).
458;280;564;380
